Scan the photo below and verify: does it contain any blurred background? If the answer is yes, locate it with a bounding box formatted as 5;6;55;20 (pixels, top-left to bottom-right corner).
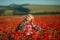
0;0;60;15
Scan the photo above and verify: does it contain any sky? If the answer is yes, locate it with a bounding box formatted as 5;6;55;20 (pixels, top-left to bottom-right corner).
0;0;60;5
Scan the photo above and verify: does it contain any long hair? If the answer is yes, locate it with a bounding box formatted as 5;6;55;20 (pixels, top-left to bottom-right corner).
16;14;34;32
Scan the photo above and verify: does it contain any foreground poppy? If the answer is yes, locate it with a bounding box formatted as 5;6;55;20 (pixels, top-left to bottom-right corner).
17;30;22;36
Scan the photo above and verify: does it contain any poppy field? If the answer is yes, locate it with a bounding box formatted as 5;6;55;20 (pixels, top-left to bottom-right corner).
0;15;60;40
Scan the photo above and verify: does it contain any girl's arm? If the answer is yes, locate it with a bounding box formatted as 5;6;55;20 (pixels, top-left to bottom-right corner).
32;24;41;32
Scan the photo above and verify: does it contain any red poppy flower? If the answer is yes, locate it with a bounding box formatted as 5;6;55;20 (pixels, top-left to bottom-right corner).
43;31;48;36
2;33;7;37
37;35;41;40
31;32;39;39
51;36;55;40
17;30;22;36
54;30;57;34
44;36;49;40
48;31;52;35
0;27;4;31
1;38;8;40
58;35;60;40
14;33;19;40
10;33;15;38
14;37;18;40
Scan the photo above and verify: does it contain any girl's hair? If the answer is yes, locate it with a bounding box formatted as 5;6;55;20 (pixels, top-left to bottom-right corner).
25;14;34;22
16;14;34;31
26;14;34;19
20;14;34;26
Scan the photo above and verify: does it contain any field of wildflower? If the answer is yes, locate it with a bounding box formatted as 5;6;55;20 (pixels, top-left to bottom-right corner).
0;15;60;40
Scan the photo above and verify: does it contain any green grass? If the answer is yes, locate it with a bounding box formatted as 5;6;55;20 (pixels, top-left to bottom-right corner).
0;4;60;15
23;5;60;13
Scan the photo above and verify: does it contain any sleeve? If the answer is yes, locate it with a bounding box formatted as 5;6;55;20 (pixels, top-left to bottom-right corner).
32;24;41;32
15;20;25;32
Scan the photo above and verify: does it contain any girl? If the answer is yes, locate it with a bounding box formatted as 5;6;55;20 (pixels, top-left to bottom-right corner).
16;14;41;36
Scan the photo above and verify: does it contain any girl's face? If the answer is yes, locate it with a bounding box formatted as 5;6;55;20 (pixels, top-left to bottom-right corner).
26;16;32;21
